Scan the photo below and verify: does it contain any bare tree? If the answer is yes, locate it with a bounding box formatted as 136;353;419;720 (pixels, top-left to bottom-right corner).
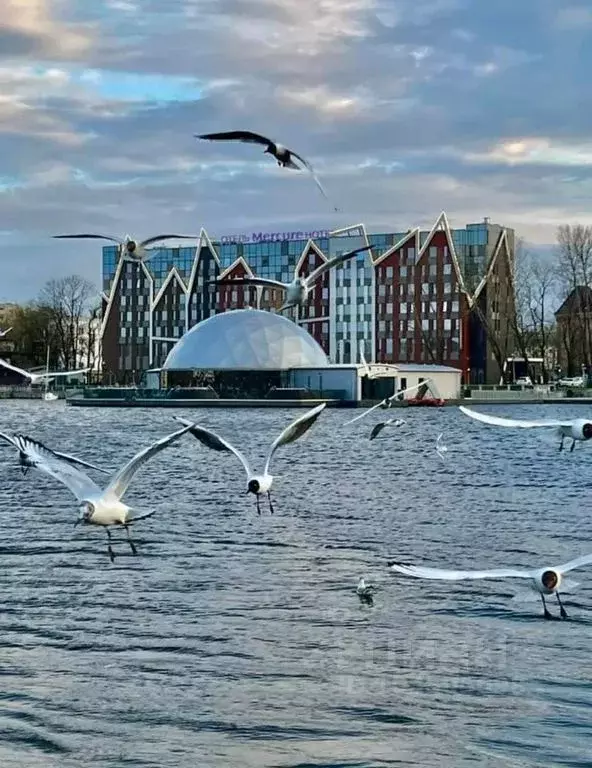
38;275;96;370
556;224;592;369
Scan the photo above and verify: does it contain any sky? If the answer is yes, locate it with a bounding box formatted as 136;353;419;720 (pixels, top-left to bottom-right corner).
1;0;591;301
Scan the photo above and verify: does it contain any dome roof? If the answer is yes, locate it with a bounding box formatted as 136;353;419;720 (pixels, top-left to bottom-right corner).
163;309;328;370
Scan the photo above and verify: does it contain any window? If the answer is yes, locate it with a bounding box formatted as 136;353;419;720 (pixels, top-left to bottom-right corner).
386;266;394;279
443;263;452;276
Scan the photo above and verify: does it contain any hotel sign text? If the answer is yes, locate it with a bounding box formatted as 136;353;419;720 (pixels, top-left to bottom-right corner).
219;229;331;245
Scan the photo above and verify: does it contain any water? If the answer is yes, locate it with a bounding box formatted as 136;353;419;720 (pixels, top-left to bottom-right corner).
0;400;591;767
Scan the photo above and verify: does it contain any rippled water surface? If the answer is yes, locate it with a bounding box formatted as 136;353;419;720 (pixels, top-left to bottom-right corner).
0;400;591;767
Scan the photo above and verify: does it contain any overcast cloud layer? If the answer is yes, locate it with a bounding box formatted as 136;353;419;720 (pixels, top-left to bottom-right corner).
1;0;591;300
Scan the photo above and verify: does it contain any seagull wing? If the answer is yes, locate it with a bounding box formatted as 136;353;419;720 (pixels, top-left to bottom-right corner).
343;381;428;426
195;131;273;147
103;423;195;502
555;553;592;573
0;430;16;448
44;367;90;378
139;234;198;248
388;561;534;580
210;277;287;291
369;422;387;441
458;406;569;429
0;327;13;337
53;233;123;244
0;357;33;380
263;403;326;474
173;416;253;477
53;450;110;475
305;246;373;287
12;435;100;500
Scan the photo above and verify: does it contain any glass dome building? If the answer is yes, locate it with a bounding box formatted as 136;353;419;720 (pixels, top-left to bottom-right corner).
163;309;328;371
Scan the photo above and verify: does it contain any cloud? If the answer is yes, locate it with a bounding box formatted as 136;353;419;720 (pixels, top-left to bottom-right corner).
0;0;91;59
0;0;592;299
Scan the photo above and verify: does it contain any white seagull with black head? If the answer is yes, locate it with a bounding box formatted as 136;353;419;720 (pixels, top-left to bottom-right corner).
211;244;372;312
20;424;195;562
0;432;108;477
54;233;198;263
459;405;592;453
195;130;336;207
175;403;326;514
388;553;592;619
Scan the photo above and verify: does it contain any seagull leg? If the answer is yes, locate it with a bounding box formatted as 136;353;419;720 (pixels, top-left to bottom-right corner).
570;439;576;453
124;524;138;556
256;495;261;515
541;593;553;619
559;435;564;451
267;491;274;514
106;528;115;563
555;592;568;619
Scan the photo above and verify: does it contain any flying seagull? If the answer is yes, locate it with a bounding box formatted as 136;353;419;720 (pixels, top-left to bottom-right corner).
387;553;592;619
0;432;108;477
435;433;448;461
459;405;592;452
210;244;373;312
369;418;406;441
20;424;195;562
195;130;336;208
53;233;198;263
344;380;431;426
0;327;12;338
174;403;326;514
0;357;89;384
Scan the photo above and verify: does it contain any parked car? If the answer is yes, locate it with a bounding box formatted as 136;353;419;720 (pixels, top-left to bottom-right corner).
558;376;586;388
515;376;533;387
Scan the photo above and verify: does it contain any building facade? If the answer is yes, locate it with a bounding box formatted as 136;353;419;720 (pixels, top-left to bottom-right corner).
100;215;515;384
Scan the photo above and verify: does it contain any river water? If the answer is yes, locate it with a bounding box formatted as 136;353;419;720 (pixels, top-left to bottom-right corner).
0;400;590;767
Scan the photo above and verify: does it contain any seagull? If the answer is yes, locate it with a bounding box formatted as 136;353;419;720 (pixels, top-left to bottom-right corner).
356;577;375;605
0;357;89;384
0;431;108;476
174;403;326;514
53;233;198;263
344;380;431;426
210;245;372;312
387;553;592;619
0;327;12;338
369;418;406;441
436;433;448;460
459;405;592;452
20;424;195;562
195;130;336;208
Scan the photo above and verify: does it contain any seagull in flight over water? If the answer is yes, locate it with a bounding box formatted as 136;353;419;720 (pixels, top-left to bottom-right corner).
459;405;592;452
175;403;326;514
388;553;592;619
53;233;198;263
195;130;337;209
211;245;372;312
0;357;89;384
0;432;108;476
21;424;195;562
369;418;405;441
344;380;431;426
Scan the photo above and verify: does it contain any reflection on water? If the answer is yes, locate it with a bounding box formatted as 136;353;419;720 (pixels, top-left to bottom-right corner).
0;400;591;767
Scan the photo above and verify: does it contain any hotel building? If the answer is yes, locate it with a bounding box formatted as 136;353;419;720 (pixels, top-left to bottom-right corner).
100;213;515;384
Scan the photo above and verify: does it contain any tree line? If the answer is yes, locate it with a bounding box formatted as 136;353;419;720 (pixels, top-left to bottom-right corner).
1;275;100;376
